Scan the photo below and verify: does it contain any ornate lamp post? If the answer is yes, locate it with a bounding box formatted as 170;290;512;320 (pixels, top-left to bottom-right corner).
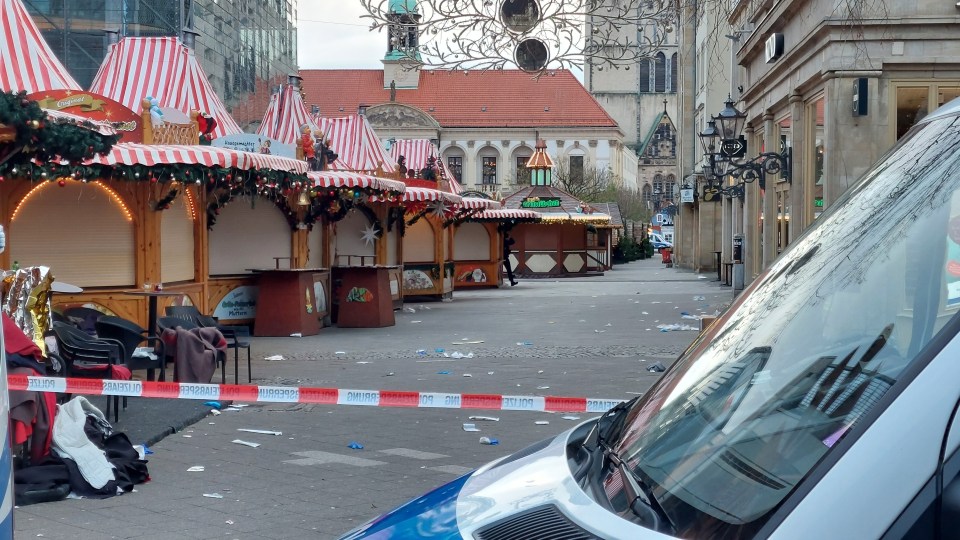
698;96;791;199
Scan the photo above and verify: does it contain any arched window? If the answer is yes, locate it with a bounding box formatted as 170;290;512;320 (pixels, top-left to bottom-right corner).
654;52;666;92
665;174;677;203
638;58;651;93
670;53;678;93
642;184;652;203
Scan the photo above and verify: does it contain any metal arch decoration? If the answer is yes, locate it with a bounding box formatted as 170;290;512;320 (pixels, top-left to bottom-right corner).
360;0;676;74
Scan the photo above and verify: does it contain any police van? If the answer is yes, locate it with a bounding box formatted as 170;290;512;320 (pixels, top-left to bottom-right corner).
340;97;960;539
0;225;15;534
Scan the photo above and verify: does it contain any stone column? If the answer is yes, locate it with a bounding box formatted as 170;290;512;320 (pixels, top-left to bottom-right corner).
762;111;777;268
788;93;806;240
721;193;733;277
676;1;697;268
464;140;477;188
743;123;759;279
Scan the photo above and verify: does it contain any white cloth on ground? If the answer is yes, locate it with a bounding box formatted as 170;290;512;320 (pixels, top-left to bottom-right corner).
51;397;115;489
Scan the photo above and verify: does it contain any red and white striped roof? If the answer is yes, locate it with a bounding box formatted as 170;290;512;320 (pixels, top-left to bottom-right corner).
0;0;81;93
308;171;406;193
403;186;462;205
89;37;242;139
315;115;397;173
389;139;462;194
459;197;501;210
87;143;307;173
476;209;541;220
257;84;319;145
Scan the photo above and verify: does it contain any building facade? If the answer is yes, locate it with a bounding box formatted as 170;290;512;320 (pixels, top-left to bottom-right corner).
24;0;297;129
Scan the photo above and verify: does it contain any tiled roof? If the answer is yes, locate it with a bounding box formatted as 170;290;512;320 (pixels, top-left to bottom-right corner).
592;202;624;227
298;69;619;129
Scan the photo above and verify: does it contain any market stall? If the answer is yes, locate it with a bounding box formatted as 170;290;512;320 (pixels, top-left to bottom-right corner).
500;140;613;277
452;208;541;288
256;80;408;323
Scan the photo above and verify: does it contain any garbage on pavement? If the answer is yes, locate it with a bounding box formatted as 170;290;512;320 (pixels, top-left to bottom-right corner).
479;437;499;445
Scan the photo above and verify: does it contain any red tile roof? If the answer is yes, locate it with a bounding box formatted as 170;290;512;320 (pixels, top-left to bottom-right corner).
298;69;619;130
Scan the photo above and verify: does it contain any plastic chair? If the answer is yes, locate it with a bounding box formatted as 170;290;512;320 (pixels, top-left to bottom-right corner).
156;316;227;384
95;316;166;382
165;306;252;384
61;306;105;336
52;322;126;422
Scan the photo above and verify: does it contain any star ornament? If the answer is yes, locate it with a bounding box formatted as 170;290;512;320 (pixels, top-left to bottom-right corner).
430;199;448;217
360;223;381;246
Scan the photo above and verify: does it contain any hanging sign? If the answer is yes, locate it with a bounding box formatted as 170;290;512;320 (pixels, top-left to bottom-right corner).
213;134;295;158
27;90;142;143
680;188;695;203
521;197;561;209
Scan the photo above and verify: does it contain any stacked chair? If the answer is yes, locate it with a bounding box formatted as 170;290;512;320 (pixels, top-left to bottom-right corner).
51;321;126;422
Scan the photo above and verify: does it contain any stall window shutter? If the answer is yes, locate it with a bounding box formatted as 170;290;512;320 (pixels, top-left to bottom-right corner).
209;198;292;275
161;194;196;283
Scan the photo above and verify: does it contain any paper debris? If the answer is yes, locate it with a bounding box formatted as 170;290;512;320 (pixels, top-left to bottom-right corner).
182;435;192;438
537;386;550;390
335;351;346;355
403;307;416;313
463;373;473;377
456;341;484;344
479;437;499;445
535;421;550;425
437;371;451;375
203;493;224;499
187;466;205;472
224;407;241;412
605;323;613;327
209;409;221;416
410;320;422;324
231;439;261;448
562;415;581;421
594;329;606;333
357;361;371;364
264;355;284;361
237;429;282;436
647;362;667;373
225;520;234;525
462;423;481;432
290;333;302;338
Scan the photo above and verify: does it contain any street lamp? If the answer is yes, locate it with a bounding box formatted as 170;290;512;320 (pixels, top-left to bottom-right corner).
698;96;791;200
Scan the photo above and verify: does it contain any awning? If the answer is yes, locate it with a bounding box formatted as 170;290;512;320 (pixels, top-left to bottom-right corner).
308;171;406;193
314;115;398;173
389;138;462;193
0;0;82;93
477;209;541;220
459;196;501;210
403;186;462;205
537;212;612;224
89;37;243;139
44;109;117;136
87;143;308;173
257;84;317;145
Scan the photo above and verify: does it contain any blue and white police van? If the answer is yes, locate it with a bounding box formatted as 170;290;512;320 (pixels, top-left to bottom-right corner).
0;225;15;534
341;97;960;539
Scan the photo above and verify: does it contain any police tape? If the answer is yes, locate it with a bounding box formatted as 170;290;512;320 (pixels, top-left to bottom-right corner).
7;375;626;413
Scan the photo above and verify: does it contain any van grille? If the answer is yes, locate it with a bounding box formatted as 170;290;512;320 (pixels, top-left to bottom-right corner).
474;505;600;540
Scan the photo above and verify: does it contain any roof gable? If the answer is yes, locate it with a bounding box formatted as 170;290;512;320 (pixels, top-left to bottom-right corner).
299;69;620;130
0;0;81;92
637;111;677;156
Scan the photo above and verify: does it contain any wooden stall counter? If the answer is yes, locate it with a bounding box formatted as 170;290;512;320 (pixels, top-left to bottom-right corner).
332;266;398;328
247;268;331;337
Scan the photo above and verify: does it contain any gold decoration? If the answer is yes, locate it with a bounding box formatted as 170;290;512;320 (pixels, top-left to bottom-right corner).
2;266;54;354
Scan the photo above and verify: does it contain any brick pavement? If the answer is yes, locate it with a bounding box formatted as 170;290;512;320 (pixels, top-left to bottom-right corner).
14;258;733;539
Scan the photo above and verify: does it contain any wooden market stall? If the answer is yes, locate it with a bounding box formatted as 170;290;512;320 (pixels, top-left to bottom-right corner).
257;81;407;325
453;209;541;288
500;140;613;277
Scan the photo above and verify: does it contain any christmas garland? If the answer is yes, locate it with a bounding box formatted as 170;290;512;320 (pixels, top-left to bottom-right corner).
0;91;118;172
155;188;179;211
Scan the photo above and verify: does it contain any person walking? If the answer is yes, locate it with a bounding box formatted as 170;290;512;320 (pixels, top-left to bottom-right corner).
503;233;518;286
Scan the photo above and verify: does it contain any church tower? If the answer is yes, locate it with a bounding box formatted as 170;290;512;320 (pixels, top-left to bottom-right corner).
382;0;422;90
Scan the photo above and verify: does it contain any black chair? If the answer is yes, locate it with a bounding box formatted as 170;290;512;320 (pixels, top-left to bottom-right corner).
156;316;228;384
52;322;126;422
61;306;105;336
165;306;252;384
95;316;166;382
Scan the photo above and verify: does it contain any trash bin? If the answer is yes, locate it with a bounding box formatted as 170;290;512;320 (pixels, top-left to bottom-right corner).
662;248;673;267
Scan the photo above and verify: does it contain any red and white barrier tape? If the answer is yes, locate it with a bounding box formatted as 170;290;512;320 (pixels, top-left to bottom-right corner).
7;375;624;413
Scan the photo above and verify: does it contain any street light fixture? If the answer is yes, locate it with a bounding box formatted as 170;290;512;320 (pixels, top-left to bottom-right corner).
698;96;792;200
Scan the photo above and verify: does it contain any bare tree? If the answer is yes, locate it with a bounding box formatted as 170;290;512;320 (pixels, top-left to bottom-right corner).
553;161;612;201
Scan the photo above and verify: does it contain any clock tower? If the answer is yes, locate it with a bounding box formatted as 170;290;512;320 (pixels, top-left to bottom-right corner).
382;0;422;90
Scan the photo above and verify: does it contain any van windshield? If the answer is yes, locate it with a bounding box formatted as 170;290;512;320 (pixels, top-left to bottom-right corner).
607;111;960;537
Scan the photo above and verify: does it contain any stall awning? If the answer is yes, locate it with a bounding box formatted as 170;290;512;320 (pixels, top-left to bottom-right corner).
477;209;540;220
87;143;307;173
257;84;317;145
1;0;82;93
308;171;406;193
89;37;243;139
315;115;398;173
403;186;462;204
389;138;462;194
459;196;500;210
537;212;612;224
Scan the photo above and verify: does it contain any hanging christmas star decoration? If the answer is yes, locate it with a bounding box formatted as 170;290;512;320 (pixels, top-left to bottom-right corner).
361;223;381;246
430;199;448;217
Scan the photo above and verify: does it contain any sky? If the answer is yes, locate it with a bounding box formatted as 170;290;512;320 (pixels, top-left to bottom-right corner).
297;3;387;69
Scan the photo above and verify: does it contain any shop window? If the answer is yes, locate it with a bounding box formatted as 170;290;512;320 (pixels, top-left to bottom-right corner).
516;156;531;185
447;156;462;182
482;157;497;185
897;87;929;140
939;87;960;108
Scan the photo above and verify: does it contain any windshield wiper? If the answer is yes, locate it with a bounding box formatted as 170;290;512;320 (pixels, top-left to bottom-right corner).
602;442;677;535
592;396;640;450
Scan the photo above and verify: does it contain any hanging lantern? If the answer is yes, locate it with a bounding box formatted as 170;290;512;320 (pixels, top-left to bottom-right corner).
297;190;310;206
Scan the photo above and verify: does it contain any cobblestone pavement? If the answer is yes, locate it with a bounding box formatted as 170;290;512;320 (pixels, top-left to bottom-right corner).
14;258;733;539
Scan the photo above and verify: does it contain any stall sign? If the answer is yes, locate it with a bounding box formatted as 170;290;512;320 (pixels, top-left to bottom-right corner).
680;188;695;203
27;90;143;143
213;286;259;319
521;197;561;209
213;134;295;158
